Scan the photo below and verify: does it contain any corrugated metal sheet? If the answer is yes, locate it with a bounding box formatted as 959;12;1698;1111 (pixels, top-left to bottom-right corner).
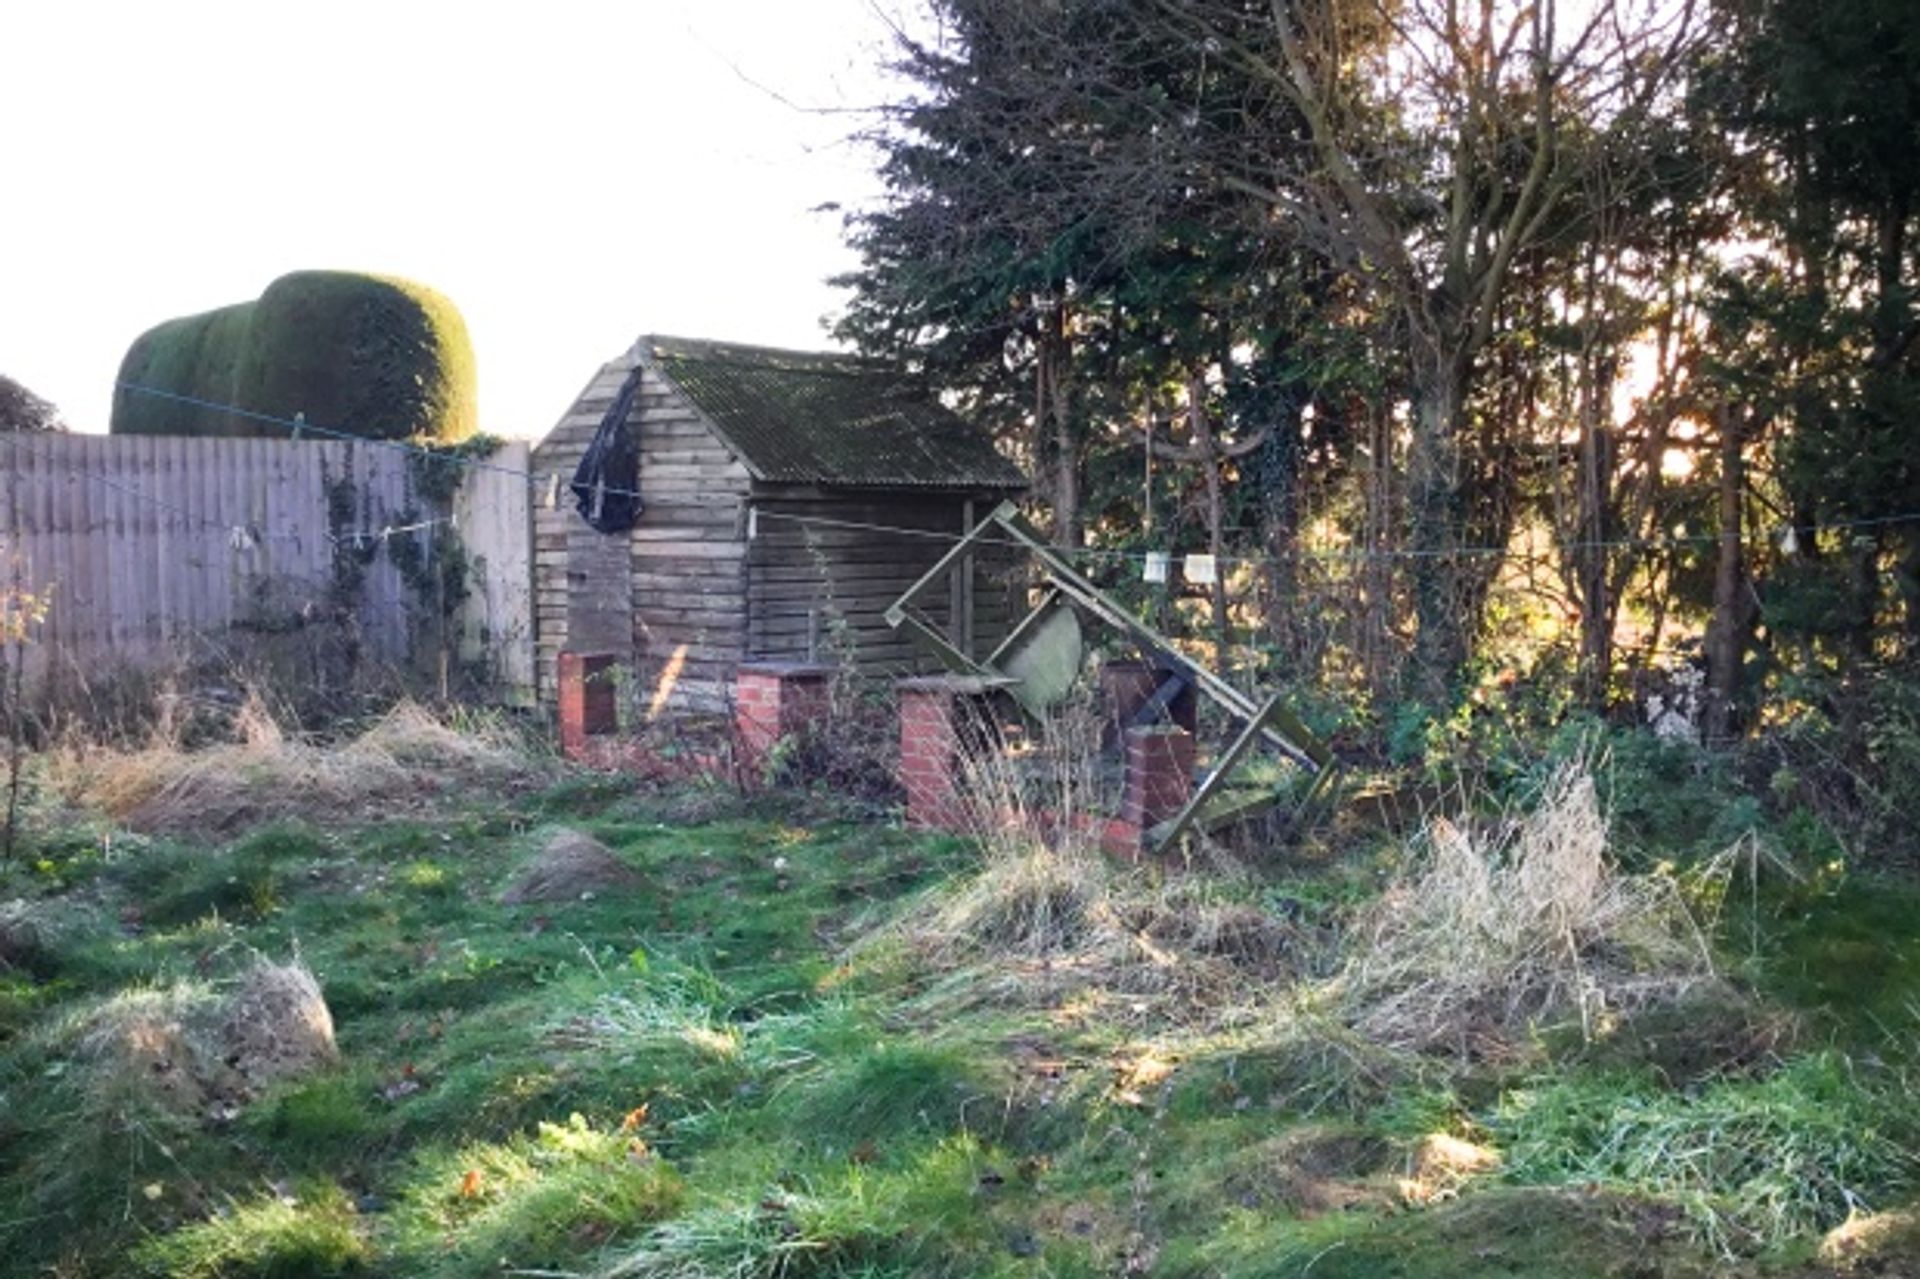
641;335;1026;491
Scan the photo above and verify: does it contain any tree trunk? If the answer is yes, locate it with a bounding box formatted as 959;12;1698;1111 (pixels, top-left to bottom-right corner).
1188;377;1232;668
1703;406;1750;745
1257;399;1306;673
1362;406;1397;700
1039;305;1080;547
1407;365;1468;705
1849;537;1882;660
1574;356;1616;710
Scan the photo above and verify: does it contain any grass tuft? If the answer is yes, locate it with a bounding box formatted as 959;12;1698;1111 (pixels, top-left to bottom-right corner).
248;1072;380;1159
876;839;1316;1031
782;1040;993;1149
133;1181;371;1279
600;1135;994;1279
1493;1052;1920;1255
386;1114;683;1277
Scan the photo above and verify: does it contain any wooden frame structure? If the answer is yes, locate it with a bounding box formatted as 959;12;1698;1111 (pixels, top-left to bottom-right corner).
886;501;1340;849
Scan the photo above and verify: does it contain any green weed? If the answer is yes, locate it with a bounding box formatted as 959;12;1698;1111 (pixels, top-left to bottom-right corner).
398;859;456;897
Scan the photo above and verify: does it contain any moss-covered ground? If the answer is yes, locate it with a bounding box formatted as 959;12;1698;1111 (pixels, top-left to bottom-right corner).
3;751;1919;1278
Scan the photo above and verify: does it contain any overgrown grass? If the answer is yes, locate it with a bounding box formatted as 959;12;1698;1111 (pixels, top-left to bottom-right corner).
131;1182;371;1279
1494;1053;1920;1256
600;1136;1001;1279
384;1115;684;1277
1328;763;1723;1057
3;712;1917;1277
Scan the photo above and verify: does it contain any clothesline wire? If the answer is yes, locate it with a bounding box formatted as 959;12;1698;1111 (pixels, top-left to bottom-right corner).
88;380;1920;569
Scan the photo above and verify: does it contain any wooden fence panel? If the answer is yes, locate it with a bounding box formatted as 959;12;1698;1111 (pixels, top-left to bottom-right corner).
455;441;536;703
1;433;533;703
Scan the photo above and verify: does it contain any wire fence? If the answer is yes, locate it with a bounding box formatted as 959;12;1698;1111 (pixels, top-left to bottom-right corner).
7;383;1908;740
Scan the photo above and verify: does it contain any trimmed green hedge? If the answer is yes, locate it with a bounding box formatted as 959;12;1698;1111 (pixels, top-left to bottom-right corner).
111;271;477;443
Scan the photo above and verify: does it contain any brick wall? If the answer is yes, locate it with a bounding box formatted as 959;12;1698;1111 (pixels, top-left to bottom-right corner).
734;661;832;779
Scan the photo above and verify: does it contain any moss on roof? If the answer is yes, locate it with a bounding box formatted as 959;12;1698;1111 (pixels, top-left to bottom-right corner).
641;335;1024;490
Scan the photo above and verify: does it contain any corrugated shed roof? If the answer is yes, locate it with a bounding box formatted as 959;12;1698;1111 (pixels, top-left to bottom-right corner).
638;335;1026;490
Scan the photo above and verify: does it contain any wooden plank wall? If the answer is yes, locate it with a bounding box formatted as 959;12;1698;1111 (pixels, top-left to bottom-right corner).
746;493;1019;675
529;357;752;713
0;432;530;700
627;368;750;714
530;358;635;702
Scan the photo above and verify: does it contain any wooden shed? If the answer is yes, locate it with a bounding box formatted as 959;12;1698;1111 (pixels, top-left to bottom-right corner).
531;335;1027;712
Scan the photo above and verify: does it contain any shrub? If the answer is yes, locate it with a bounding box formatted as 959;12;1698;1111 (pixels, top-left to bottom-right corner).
112;271;476;444
1766;668;1920;866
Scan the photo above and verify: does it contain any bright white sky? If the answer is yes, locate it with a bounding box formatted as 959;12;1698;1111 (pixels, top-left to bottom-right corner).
4;1;907;437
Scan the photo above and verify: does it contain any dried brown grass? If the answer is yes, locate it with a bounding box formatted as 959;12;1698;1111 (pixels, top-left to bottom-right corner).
218;959;339;1090
44;694;539;834
73;983;214;1114
1331;764;1721;1058
881;822;1314;1027
869;692;1320;1028
1820;1203;1920;1272
1396;1132;1503;1206
877;732;1718;1098
1222;1125;1395;1215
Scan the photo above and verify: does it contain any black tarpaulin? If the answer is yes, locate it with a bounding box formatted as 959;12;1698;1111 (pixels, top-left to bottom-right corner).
570;366;643;533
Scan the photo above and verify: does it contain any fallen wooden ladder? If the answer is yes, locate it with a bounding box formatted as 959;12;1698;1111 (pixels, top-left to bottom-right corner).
885;500;1340;851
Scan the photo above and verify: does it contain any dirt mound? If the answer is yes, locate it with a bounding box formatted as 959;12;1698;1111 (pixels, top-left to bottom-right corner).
1226;1125;1394;1215
0;899;99;977
75;958;337;1118
0;900;42;971
218;960;338;1089
79;990;210;1113
501;830;643;905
